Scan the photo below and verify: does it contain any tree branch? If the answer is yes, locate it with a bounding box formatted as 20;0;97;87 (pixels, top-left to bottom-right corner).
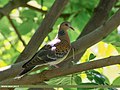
24;4;46;14
67;8;120;60
0;0;68;81
24;4;71;18
78;0;117;38
0;0;30;18
59;0;117;67
21;0;116;72
1;55;120;85
0;8;120;83
7;15;26;47
15;0;69;63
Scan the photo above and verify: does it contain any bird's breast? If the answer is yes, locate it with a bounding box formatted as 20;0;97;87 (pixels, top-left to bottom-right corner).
55;39;71;52
48;49;70;66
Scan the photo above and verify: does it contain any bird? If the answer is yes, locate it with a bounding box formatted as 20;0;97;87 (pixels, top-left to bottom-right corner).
19;21;74;76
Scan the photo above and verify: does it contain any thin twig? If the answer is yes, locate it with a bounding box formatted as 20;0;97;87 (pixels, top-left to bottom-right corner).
24;4;71;18
24;4;46;14
7;15;26;47
58;0;117;67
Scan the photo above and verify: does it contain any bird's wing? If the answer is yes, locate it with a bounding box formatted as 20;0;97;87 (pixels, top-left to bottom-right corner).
22;44;54;68
22;38;69;68
19;45;52;76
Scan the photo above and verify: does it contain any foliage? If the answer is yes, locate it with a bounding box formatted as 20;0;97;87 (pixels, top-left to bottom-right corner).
0;0;120;90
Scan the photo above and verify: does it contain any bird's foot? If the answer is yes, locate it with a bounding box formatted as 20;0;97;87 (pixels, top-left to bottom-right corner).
71;47;75;59
53;65;59;68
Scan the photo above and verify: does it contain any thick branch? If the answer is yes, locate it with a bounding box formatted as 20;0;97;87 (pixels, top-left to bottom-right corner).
78;0;117;38
66;6;120;62
0;8;120;82
15;0;68;63
1;55;120;85
59;0;117;67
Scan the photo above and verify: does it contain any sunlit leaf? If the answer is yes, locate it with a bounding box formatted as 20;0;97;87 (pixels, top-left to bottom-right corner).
27;0;41;9
0;0;9;7
81;41;119;83
0;17;11;35
10;9;19;18
0;60;7;67
103;65;120;83
16;41;24;52
42;6;48;11
112;76;120;85
3;40;11;50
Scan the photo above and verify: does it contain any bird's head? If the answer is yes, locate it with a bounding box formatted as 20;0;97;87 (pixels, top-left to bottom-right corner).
60;22;74;31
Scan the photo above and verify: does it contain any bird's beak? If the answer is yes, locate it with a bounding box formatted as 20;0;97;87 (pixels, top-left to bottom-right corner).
69;26;75;31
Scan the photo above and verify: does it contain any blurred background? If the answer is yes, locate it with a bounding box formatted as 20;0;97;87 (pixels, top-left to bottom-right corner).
0;0;120;90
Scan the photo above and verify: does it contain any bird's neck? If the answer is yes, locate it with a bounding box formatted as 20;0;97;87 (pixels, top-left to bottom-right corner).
57;29;70;45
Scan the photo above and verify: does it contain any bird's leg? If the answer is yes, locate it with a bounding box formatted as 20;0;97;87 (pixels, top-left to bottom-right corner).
72;47;75;60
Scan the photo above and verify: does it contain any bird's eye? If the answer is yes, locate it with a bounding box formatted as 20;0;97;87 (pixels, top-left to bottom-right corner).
65;24;68;26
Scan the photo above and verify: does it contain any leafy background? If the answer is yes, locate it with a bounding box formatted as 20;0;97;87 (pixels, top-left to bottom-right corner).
0;0;120;90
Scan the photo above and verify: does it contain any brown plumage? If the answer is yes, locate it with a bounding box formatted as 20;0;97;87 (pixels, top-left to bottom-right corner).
19;21;74;76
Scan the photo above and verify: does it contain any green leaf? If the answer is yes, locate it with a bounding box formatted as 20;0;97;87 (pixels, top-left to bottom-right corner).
74;75;82;85
0;0;9;7
70;0;81;12
43;0;54;8
86;70;108;85
89;70;105;84
71;10;90;30
112;76;120;85
93;74;105;85
0;17;11;35
92;70;110;85
90;70;101;75
89;53;96;60
21;9;36;19
85;71;94;81
18;20;33;35
87;74;94;81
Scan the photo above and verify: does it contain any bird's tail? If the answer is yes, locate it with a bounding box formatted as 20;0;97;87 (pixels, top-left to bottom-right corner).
19;66;35;76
